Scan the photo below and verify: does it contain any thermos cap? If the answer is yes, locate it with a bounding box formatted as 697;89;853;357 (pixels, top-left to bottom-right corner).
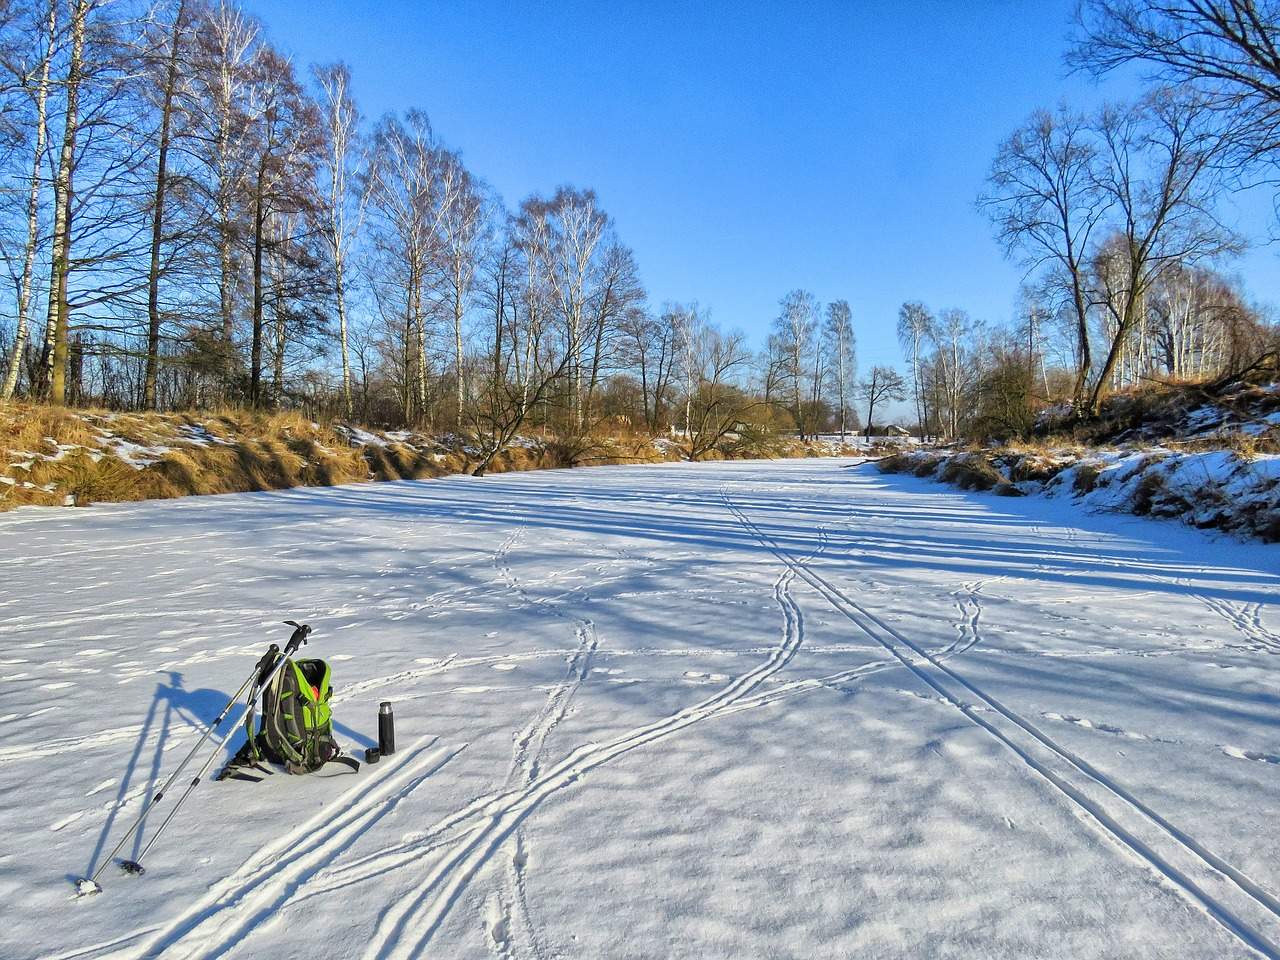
379;701;393;714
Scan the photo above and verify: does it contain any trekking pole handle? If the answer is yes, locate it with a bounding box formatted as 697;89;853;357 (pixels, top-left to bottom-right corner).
253;643;281;686
130;641;299;870
283;620;311;656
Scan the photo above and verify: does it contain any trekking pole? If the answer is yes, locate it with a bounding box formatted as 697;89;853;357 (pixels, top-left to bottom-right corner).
76;621;311;895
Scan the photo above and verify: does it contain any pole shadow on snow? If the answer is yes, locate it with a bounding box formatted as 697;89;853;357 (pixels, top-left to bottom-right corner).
84;672;231;878
81;670;378;882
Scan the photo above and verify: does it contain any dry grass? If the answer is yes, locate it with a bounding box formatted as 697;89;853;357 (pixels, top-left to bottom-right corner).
1;403;379;510
876;451;938;476
0;403;99;453
1006;456;1061;483
4;404;839;512
0;403;883;513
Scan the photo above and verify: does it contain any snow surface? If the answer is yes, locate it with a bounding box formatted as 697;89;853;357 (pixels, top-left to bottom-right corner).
1;459;1279;959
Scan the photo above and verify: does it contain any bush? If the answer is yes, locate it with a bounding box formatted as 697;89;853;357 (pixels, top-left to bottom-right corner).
1008;454;1066;483
876;452;914;474
939;454;1003;491
1072;462;1102;494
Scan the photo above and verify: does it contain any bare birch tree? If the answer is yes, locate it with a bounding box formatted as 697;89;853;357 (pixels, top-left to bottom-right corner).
896;301;932;438
1;0;56;400
822;301;856;437
313;61;365;419
43;0;93;405
366;110;449;423
141;0;191;409
773;289;819;438
534;187;606;431
1085;89;1239;413
436;149;483;431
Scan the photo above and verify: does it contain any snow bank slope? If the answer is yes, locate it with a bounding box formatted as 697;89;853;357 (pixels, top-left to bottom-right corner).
881;446;1280;540
1;460;1277;959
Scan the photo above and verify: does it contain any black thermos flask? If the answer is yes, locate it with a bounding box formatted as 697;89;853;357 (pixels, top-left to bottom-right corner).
378;701;396;755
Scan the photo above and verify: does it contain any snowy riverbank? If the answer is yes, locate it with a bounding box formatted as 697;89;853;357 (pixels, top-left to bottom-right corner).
878;445;1280;541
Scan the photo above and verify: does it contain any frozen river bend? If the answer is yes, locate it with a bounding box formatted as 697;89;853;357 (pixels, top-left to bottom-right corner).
2;458;1279;960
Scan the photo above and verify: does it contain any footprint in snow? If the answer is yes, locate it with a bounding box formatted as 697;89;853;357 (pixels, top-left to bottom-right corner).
1222;745;1280;766
484;895;512;951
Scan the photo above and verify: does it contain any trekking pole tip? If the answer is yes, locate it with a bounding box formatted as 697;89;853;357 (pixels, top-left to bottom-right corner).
75;878;103;896
119;860;145;877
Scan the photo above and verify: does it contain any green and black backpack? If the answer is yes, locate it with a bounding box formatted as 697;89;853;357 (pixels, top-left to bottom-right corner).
219;656;359;782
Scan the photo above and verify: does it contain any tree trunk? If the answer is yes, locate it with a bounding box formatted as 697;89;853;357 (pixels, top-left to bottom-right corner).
1088;294;1139;417
570;307;582;431
454;290;464;431
337;271;351;417
1;0;55;401
836;329;847;439
144;0;186;410
44;0;88;406
414;277;427;421
1070;284;1093;413
249;172;266;407
216;47;236;355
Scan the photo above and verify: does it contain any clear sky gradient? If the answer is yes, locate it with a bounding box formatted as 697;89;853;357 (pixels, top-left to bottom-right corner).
252;0;1279;371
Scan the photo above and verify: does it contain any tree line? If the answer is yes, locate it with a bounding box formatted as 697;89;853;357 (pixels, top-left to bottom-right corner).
877;2;1280;443
0;0;894;464
968;0;1280;430
3;0;1278;456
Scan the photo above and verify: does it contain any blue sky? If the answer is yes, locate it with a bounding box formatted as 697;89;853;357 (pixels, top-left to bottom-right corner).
253;0;1279;372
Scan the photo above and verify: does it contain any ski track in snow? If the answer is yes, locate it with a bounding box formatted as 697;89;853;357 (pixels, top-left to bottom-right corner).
723;490;1280;960
490;524;597;960
1194;595;1280;655
1056;522;1280;659
5;461;1279;960
45;506;860;960
352;525;833;960
84;737;466;960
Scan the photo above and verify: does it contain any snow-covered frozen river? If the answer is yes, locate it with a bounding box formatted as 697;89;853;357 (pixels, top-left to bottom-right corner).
2;458;1278;959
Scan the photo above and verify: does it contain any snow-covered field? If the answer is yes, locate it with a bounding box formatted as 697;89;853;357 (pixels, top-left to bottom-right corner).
1;459;1278;959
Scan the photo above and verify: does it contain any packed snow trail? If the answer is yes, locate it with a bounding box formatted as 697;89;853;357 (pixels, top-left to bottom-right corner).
1;460;1277;959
